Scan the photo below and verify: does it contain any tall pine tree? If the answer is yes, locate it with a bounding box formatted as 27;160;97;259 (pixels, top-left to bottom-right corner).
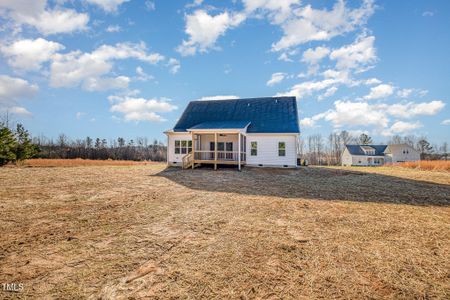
0;124;17;166
15;123;38;162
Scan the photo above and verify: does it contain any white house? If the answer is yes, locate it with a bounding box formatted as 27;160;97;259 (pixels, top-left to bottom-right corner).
164;97;300;170
341;144;420;166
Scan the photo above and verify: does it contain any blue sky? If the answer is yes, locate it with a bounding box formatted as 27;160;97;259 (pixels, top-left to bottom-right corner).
0;0;449;144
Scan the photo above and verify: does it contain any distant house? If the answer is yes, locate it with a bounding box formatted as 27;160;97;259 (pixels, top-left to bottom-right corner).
341;144;420;166
164;97;300;170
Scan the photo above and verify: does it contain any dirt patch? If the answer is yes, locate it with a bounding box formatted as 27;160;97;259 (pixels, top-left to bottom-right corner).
0;164;449;299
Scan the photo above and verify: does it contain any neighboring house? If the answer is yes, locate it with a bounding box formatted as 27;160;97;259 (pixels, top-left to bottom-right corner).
164;96;300;170
341;144;420;166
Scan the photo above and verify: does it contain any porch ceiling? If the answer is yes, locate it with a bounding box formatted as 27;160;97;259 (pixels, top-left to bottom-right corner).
187;121;250;131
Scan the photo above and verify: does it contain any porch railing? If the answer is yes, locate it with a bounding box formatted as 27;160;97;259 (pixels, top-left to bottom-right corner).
193;150;246;162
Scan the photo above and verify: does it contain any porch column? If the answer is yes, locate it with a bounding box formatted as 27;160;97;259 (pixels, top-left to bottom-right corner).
214;132;217;170
238;132;241;171
191;132;195;169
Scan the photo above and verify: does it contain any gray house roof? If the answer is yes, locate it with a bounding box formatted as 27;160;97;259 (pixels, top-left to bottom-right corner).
173;96;300;133
345;145;388;156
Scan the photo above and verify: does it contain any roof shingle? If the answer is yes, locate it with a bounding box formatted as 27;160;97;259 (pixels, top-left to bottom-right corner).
173;96;300;133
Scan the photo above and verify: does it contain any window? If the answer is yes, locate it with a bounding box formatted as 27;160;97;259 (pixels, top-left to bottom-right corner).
278;142;286;156
251;141;257;156
174;140;191;155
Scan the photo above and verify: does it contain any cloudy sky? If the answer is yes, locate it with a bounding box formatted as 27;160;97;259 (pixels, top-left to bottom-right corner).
0;0;449;143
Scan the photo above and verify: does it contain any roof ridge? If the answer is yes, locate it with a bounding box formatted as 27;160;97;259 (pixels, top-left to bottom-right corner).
191;96;295;103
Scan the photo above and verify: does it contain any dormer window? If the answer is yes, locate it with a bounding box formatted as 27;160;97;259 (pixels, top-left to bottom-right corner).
361;146;376;156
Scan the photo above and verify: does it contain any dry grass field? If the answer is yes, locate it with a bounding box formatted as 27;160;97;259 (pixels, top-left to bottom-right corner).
0;163;449;299
22;158;159;167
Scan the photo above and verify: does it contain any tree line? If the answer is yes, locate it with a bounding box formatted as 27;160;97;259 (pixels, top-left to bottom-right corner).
299;131;448;165
32;134;167;161
0;121;167;165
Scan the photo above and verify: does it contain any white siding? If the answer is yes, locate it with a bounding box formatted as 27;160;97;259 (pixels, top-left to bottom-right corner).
167;133;191;166
245;134;297;167
388;145;420;162
341;148;353;166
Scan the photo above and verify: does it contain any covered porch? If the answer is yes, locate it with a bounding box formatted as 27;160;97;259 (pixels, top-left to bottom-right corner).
182;121;249;170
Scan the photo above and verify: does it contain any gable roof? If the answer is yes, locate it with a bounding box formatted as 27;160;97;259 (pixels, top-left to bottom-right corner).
345;145;388;156
173;96;300;133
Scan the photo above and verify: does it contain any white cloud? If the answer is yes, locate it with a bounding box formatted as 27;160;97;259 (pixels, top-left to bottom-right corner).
441;119;450;125
186;0;204;9
109;95;177;122
144;1;156;11
9;106;32;116
243;0;300;24
329;35;377;71
267;72;286;86
167;58;180;74
278;69;350;100
23;9;89;35
82;76;130;91
303;99;445;134
0;1;89;35
0;75;39;104
382;121;422;136
85;0;130;12
363;83;394;100
50;42;165;90
301;46;330;65
385;100;445;118
106;25;121;32
422;11;434;17
135;66;154;81
364;78;381;85
0;38;64;71
396;88;428;98
396;88;413;98
271;0;375;51
177;10;246;56
278;52;292;62
322;100;389;129
301;46;330;74
318;86;338;101
76;112;86;119
197;95;239;101
299;112;326;128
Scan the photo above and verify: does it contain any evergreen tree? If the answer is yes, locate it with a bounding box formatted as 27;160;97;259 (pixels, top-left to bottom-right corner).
0;124;17;166
15;123;38;162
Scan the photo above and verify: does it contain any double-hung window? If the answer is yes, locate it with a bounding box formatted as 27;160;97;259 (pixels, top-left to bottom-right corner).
174;140;192;154
251;142;257;156
175;140;181;154
278;142;286;156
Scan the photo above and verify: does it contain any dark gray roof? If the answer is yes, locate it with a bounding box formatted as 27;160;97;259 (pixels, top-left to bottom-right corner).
173;96;300;133
345;145;388;156
189;121;251;130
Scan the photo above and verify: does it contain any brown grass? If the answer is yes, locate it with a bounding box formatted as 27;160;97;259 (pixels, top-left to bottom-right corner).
0;164;449;299
391;160;450;171
22;158;159;167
